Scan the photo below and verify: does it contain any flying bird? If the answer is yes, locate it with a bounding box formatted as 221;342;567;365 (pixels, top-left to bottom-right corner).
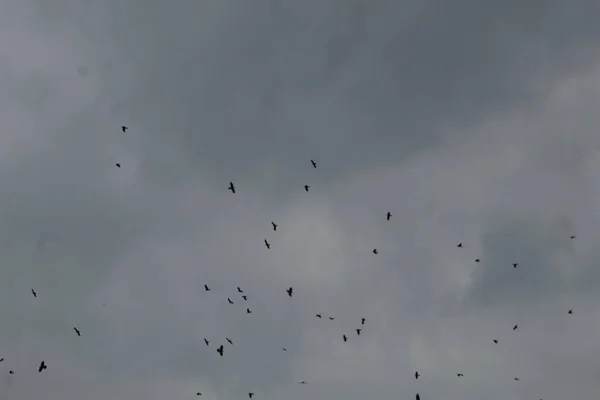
493;339;498;344
356;329;361;335
246;308;252;314
264;239;271;249
329;317;335;321
204;338;209;346
226;337;233;345
116;163;121;168
228;298;234;304
457;242;463;248
513;263;518;268
299;381;307;384
121;126;128;132
9;370;14;375
31;289;37;298
457;373;464;377
228;182;236;193
361;318;365;325
286;287;293;297
372;248;378;255
415;371;419;379
204;285;210;291
38;361;47;372
570;235;576;239
514;377;520;381
282;348;287;351
343;335;348;342
196;393;202;396
304;185;310;192
242;295;248;301
217;345;224;357
568;309;573;314
475;258;480;263
237;287;243;293
73;327;81;336
316;314;322;318
513;325;518;330
311;160;316;168
386;212;392;221
0;358;3;362
271;222;277;231
248;393;254;399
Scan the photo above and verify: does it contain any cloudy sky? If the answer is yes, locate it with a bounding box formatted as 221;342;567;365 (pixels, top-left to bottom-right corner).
2;0;600;399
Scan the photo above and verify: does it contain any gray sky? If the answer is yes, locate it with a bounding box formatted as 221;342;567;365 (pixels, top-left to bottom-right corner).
1;0;600;399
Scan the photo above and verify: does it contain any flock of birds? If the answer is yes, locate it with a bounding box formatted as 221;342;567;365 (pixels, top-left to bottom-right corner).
2;125;579;399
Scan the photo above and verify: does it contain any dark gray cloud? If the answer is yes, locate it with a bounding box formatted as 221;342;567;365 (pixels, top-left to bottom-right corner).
2;0;600;399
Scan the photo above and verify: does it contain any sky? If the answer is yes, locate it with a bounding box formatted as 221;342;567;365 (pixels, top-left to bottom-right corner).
1;0;600;399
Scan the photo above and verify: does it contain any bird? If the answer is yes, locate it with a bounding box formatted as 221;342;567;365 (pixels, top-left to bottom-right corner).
9;370;14;375
316;314;322;318
228;182;236;193
282;348;287;351
38;361;47;372
568;309;573;314
415;371;420;379
246;308;252;314
242;295;248;301
286;287;293;297
204;285;210;291
513;263;518;268
343;335;348;342
356;329;361;335
304;185;310;192
570;235;576;239
237;287;243;293
217;345;224;357
513;325;518;330
457;373;464;377
204;338;209;346
514;377;520;381
361;318;365;325
0;358;3;362
196;393;202;396
73;327;81;336
386;212;392;221
329;317;335;320
248;393;254;399
31;289;37;298
475;258;480;263
311;160;316;168
264;239;271;249
121;126;128;132
116;163;121;168
457;242;463;248
299;381;308;384
271;222;277;231
493;339;498;344
228;298;234;304
372;248;378;255
226;337;233;345
416;394;420;400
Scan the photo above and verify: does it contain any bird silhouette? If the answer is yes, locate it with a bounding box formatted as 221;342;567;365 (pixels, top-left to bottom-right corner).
286;287;293;297
415;371;419;379
311;160;316;168
0;358;3;362
248;393;254;399
514;377;520;381
38;361;47;372
493;339;498;343
121;126;128;132
228;298;234;304
316;314;322;318
196;393;202;396
271;222;277;231
31;289;37;298
9;370;14;375
246;308;252;314
356;329;361;335
264;239;271;249
73;327;81;336
329;317;335;320
304;185;310;192
228;182;236;193
513;325;518;330
116;163;121;168
570;235;576;239
226;337;233;345
343;335;348;342
204;338;209;346
387;212;392;221
457;242;463;248
361;318;365;325
372;249;378;255
416;394;420;400
475;258;480;263
204;285;210;291
457;373;464;377
237;287;243;293
513;263;518;268
217;345;224;357
568;309;573;314
299;381;307;384
282;348;287;351
242;295;248;301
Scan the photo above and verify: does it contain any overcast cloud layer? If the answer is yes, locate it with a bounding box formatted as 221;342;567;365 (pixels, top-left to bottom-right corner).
2;1;600;399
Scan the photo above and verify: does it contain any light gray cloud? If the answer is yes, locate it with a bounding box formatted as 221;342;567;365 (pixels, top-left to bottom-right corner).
2;0;600;399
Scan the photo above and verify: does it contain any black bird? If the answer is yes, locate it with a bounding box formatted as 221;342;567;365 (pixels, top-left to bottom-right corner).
204;285;210;291
457;242;463;248
242;295;248;301
493;339;498;344
196;393;202;396
248;393;254;399
568;309;573;314
271;222;277;231
204;338;209;346
329;317;335;321
264;239;271;249
217;345;224;357
0;358;3;362
343;335;348;342
226;337;233;345
237;287;243;293
361;318;365;325
299;381;307;384
316;314;322;318
9;370;14;375
356;329;361;335
387;212;392;221
31;289;37;298
286;287;293;297
475;258;480;263
121;126;128;132
116;163;121;168
372;248;378;255
228;182;236;193
246;308;252;314
282;348;287;351
73;327;81;336
311;160;316;168
228;298;234;304
514;377;520;381
570;235;576;239
416;394;420;400
38;361;47;372
415;371;419;379
304;185;310;192
457;373;464;377
513;263;518;268
513;325;518;330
